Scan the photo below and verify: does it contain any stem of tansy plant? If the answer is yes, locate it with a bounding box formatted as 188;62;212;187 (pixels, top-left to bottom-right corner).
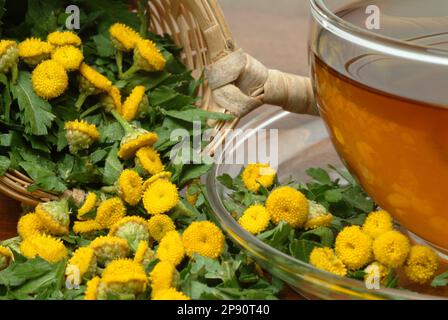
11;63;18;85
120;63;139;80
111;109;134;134
100;186;117;194
75;92;89;111
80;103;101;119
137;0;148;38
115;50;123;78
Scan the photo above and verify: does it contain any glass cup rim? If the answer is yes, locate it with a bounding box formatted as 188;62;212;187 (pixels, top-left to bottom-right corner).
309;0;448;66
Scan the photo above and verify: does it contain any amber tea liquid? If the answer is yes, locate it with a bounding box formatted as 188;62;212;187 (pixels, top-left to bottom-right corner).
311;0;448;249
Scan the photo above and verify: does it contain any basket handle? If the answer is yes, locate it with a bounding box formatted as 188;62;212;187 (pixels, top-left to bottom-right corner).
182;0;316;117
205;49;316;117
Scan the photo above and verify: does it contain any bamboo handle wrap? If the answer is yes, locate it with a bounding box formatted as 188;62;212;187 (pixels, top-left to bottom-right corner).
182;0;316;117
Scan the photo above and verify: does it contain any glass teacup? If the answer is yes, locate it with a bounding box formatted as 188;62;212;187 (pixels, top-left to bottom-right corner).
309;0;448;250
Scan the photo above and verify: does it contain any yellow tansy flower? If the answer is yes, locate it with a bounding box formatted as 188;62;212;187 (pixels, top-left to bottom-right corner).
109;23;141;52
134;240;155;265
102;258;147;294
73;220;103;235
304;201;333;230
17;212;46;239
310;247;347;277
142;171;172;191
143;179;179;215
121;86;149;121
20;234;68;263
85;276;102;300
35;199;70;236
364;261;389;285
76;63;112;109
156;231;185;266
362;210;394;239
67;247;97;279
149;261;177;295
153;288;190;300
118;129;158;160
95;197;126;228
102;86;122;113
147;214;176;241
241;163;276;193
373;230;410;268
32;59;68;99
404;245;439;284
182;221;225;259
109;216;150;252
89;236;130;266
266;186;308;228
0;245;13;271
47;31;81;47
117;169;143;206
18;38;52;65
135;39;166;71
335;226;373;270
238;204;270;235
136;147;164;175
0;40;19;76
65;120;100;154
51;45;84;71
77;192;98;220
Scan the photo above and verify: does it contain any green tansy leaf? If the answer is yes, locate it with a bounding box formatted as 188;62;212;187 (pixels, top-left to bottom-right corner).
103;144;123;185
0;155;11;176
289;239;324;263
306;167;332;185
432;271;448;287
11;72;55;136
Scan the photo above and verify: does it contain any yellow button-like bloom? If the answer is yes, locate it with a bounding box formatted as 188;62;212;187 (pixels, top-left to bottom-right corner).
304;201;333;230
51;45;84;71
117;169;143;206
47;31;81;47
182;221;225;259
121;86;149;121
266;186;308;228
156;231;185;266
95;197;126;228
89;236;130;266
136;146;164;175
149;261;177;295
335;226;373;270
109;23;141;52
152;288;190;300
147;214;175;241
142;171;172;191
109;216;150;252
65;120;100;154
241;163;276;193
35;199;70;236
102;258;147;294
135;39;166;72
18;38;52;65
67;247;97;280
134;240;155;265
17;212;46;239
404;245;439;284
310;247;347;277
362;210;393;239
32;60;68;99
0;245;13;271
143;179;179;215
102;86;122;113
77;192;98;220
0;40;19;74
364;261;389;285
20;234;68;263
73;220;103;235
118;129;159;160
79;63;112;92
373;230;410;268
238;204;270;235
84;276;103;300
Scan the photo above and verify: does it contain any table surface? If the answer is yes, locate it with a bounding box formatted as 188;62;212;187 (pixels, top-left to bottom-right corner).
0;1;311;300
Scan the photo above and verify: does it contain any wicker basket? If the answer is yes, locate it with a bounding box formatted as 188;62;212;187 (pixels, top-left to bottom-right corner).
0;0;315;206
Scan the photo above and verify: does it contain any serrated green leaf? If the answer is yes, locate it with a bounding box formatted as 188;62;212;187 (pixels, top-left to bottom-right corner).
0;155;10;176
103;144;123;185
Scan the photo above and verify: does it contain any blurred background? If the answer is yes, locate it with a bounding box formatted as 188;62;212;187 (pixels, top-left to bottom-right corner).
219;0;311;76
